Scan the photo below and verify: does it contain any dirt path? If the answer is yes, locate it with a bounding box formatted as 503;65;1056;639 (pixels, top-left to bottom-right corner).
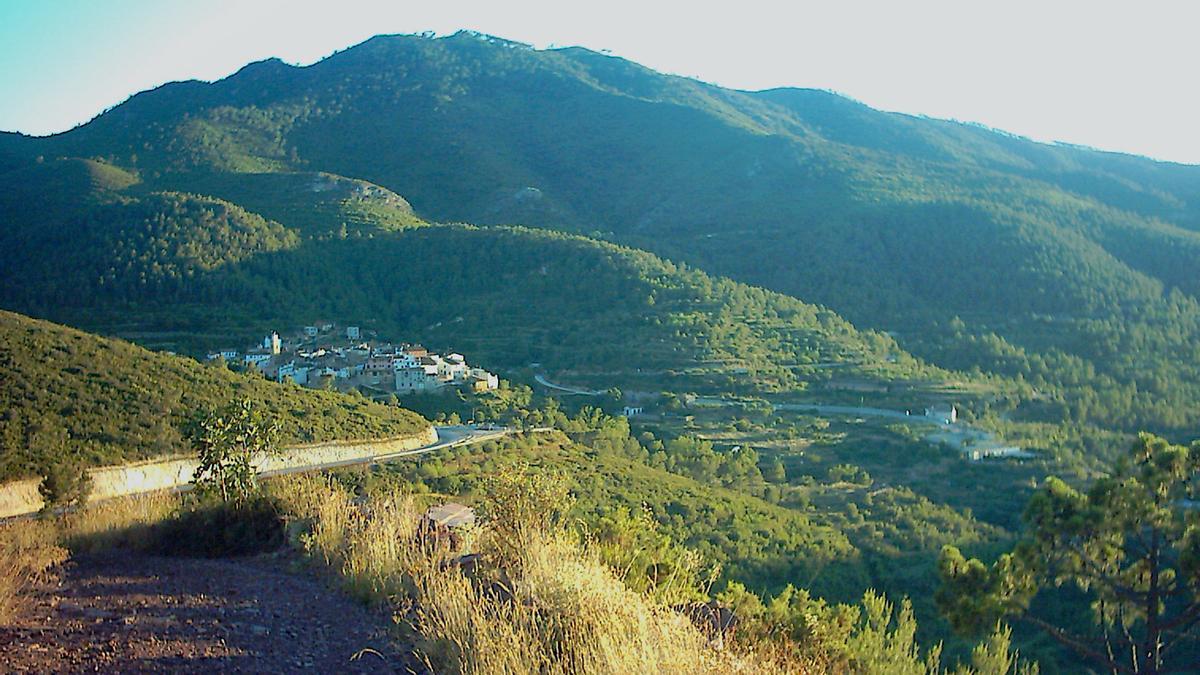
0;552;411;673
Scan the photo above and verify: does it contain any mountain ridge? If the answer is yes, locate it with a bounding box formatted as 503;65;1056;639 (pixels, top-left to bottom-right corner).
3;30;1200;432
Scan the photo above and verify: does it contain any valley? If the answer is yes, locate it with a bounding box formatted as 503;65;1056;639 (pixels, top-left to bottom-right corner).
1;27;1198;673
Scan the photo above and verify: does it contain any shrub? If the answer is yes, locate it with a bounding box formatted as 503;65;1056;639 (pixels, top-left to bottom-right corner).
37;459;93;512
148;495;286;557
61;492;179;554
189;398;280;504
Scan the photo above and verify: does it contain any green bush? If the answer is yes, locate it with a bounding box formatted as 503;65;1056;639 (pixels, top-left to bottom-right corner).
148;496;285;557
37;459;93;511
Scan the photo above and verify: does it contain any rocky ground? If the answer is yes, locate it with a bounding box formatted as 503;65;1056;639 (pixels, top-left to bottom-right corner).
0;551;412;673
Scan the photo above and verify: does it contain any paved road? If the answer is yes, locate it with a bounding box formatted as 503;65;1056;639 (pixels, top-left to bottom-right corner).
695;397;924;422
533;373;604;396
693;397;1025;458
774;402;920;422
259;425;518;480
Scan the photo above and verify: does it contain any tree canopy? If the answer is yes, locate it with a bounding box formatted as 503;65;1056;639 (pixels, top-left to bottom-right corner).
938;434;1200;673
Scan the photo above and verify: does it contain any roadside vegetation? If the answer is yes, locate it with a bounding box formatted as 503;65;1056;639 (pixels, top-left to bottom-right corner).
0;310;427;481
0;467;1031;673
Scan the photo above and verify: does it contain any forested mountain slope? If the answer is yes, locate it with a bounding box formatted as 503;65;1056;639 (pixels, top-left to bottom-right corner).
0;159;926;394
0;310;428;481
3;31;1200;432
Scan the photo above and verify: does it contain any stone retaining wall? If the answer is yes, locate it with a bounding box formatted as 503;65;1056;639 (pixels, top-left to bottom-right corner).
0;426;438;519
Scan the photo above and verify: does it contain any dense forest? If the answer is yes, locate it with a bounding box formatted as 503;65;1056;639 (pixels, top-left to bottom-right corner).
0;159;930;394
5;30;1197;436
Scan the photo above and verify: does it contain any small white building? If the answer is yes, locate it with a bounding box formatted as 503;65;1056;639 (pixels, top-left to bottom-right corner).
622;406;645;417
438;357;469;382
396;363;442;393
469;368;499;391
392;352;419;370
347;326;361;340
277;361;296;383
924;404;958;425
303;326;319;338
243;351;273;367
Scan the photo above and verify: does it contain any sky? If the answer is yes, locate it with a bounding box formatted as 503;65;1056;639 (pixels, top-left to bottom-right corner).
1;0;1198;164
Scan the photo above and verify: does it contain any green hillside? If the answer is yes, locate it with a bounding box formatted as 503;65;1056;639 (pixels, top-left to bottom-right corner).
0;310;428;481
5;31;1198;434
0;159;299;311
0;159;934;395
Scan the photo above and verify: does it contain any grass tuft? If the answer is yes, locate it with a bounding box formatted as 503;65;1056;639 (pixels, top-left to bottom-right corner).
0;518;66;622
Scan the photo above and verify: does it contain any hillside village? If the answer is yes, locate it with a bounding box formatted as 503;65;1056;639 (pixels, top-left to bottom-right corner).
206;323;498;396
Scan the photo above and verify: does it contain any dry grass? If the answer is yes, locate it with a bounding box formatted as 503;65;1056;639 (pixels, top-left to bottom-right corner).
1;492;179;623
269;475;780;674
0;477;809;672
415;527;732;674
271;476;426;604
59;491;180;554
0;518;67;622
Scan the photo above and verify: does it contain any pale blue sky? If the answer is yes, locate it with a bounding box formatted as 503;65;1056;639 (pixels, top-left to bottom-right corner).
1;0;1198;164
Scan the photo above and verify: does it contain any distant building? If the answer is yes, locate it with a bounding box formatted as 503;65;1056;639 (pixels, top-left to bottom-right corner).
622;406;645;417
396;362;441;393
924;404;957;424
469;368;498;391
438;356;469;382
243;351;272;367
347;326;361;340
276;360;296;383
292;366;310;386
303;326;319;338
365;354;395;383
262;332;281;355
968;446;1035;462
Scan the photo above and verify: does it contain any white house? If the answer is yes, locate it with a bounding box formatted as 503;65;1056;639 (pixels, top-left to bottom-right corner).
392;352;419;370
243;351;273;367
622;406;645;417
303;326;319;338
277;361;296;383
469;368;499;391
924;404;957;424
396;363;442;393
437;356;469;382
347;326;361;340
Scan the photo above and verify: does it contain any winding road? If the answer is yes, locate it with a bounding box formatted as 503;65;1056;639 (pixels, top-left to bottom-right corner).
0;425;538;520
258;425;518;479
533;373;605;396
692;397;1027;459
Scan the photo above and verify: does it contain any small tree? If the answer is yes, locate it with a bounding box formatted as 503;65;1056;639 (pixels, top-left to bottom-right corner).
38;459;92;512
937;433;1200;674
189;398;280;504
28;422;92;512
